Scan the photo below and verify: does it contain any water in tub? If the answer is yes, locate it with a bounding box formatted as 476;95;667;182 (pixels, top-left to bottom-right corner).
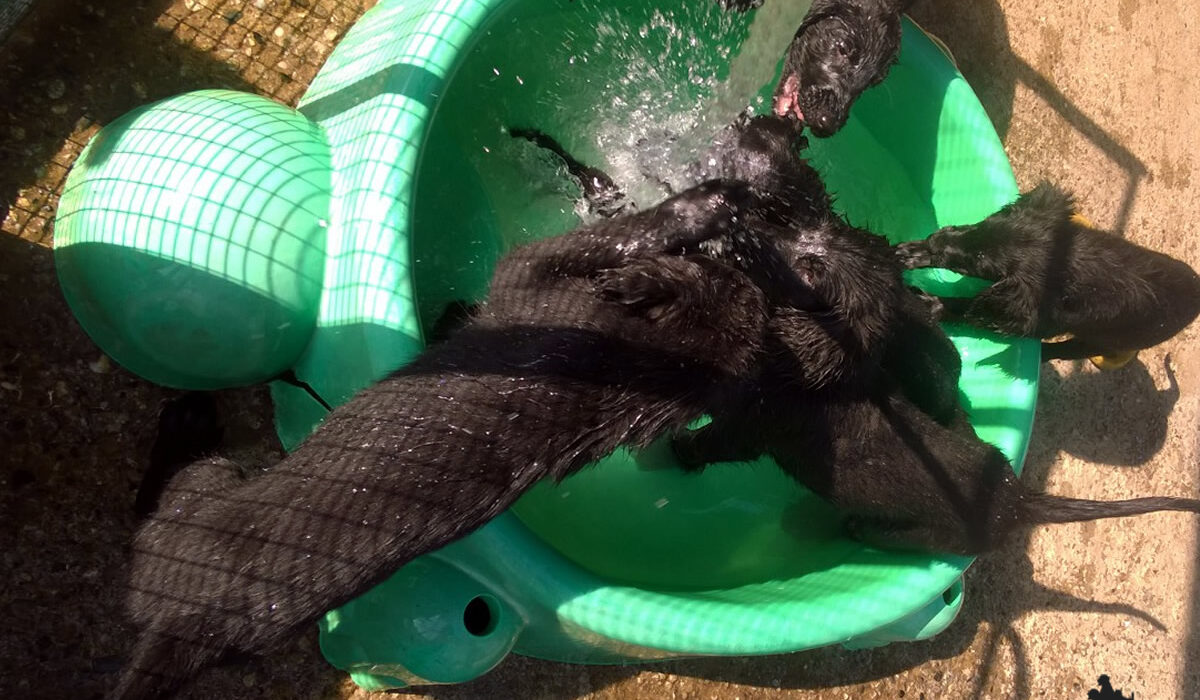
408;0;940;586
418;0;811;249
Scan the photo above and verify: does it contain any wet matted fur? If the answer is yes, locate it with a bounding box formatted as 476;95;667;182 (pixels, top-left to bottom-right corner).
112;181;772;700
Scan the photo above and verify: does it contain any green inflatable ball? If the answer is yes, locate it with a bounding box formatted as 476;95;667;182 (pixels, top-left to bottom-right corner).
54;89;331;389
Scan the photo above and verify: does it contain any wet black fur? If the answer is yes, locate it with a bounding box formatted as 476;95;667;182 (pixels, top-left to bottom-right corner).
508;128;634;219
678;205;1200;556
112;182;775;700
896;182;1200;361
687;115;830;227
133;393;223;519
677;287;1200;556
505;115;1199;557
773;0;913;136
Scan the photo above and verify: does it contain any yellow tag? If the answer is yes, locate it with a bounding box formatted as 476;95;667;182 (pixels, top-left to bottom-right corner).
1090;350;1138;370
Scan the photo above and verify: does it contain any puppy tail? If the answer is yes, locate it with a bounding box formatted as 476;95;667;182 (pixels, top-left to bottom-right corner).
110;618;225;700
1023;492;1200;525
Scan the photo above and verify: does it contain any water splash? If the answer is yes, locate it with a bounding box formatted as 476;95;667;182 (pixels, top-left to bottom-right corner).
592;0;814;205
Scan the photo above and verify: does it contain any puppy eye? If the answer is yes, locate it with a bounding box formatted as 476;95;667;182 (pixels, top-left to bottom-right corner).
834;40;851;57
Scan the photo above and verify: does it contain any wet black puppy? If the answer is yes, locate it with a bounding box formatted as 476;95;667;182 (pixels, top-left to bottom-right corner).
678;220;1200;557
112;182;773;700
772;0;914;136
664;183;1198;555
514;114;827;229
896;182;1200;368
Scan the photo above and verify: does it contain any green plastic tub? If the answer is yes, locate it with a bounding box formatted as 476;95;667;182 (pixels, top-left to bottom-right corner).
52;0;1038;689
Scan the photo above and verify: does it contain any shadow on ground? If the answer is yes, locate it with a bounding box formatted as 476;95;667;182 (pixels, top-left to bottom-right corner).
0;0;1180;698
1;0;259;243
908;0;1146;235
401;356;1177;700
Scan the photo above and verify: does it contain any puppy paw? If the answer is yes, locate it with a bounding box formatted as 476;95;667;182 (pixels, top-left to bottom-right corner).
894;241;933;269
669;434;712;474
1070;212;1096;229
594;261;680;318
906;287;947;320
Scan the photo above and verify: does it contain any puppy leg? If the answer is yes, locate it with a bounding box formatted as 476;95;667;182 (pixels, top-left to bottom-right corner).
956;279;1042;337
844;516;979;555
509;128;631;218
894;240;934;269
111;614;228;700
1041;337;1130;365
1090;350;1139;371
134;393;224;518
594;255;719;321
672;419;763;471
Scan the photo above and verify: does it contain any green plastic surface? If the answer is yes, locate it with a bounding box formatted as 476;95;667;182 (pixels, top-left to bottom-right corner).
311;0;1035;687
50;0;1038;689
55;90;331;389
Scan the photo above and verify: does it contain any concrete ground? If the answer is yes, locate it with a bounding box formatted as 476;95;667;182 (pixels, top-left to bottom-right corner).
1;0;1197;698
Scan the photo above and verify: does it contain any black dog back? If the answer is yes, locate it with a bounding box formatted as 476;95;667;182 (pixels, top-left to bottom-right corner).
113;182;770;700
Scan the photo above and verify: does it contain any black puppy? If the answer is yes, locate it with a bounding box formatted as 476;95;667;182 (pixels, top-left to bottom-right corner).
678;281;1200;557
772;0;914;136
896;182;1200;368
112;182;773;700
677;220;1200;557
515;114;828;229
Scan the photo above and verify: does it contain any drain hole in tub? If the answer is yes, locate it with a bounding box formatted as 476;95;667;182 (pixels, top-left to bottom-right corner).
464;595;498;636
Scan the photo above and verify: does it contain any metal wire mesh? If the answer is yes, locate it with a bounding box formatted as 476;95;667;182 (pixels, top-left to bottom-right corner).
0;0;374;247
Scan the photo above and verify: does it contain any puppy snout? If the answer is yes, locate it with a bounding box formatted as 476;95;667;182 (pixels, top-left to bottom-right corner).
801;88;845;136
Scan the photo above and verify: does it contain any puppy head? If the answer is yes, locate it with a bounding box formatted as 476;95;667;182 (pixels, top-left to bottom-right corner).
652;179;761;251
773;0;903;137
768;219;905;355
921;182;1077;272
